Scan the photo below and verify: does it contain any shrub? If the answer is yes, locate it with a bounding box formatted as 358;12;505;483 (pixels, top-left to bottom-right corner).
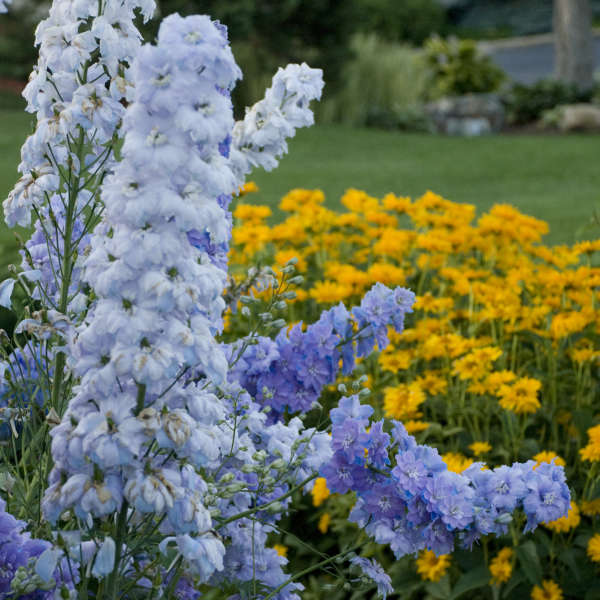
503;79;594;125
320;34;429;129
355;0;447;45
423;35;505;98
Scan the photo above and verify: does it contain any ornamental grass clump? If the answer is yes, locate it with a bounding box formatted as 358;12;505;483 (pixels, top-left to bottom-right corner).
0;2;573;598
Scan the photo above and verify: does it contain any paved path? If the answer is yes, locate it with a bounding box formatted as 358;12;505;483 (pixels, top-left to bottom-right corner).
480;31;600;84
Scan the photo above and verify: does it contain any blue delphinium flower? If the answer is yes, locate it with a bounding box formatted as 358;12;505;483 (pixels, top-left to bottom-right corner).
229;285;416;419
321;396;571;562
349;556;393;600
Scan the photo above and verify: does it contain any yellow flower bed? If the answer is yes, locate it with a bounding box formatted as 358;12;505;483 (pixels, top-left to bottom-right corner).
227;185;600;598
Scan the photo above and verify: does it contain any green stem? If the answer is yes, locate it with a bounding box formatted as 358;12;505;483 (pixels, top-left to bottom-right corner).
215;473;317;529
262;544;362;600
107;501;129;600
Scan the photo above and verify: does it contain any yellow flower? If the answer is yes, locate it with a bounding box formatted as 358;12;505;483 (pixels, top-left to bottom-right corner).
273;544;288;558
533;451;566;469
587;533;600;562
309;281;353;303
404;420;430;434
497;377;541;414
379;347;413;371
442;452;473;473
341;188;379;213
274;250;307;273
382;192;411;213
366;262;406;286
580;424;600;462
233;203;272;222
383;383;425;421
489;547;513;585
530;580;563;600
550;311;592;339
311;477;330;507
581;499;600;516
415;550;451;582
452;346;502;381
543;502;580;533
372;228;415;256
237;180;259;195
414;293;454;315
469;442;492;456
318;512;331;534
279;188;324;211
414;372;448;396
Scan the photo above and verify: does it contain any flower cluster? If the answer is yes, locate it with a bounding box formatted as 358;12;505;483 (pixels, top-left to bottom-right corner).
230;63;324;180
4;0;156;317
229;186;596;595
228;283;415;418
43;13;240;581
321;396;570;559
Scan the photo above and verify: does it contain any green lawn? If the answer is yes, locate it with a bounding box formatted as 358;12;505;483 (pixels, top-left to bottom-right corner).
1;111;599;279
248;125;600;246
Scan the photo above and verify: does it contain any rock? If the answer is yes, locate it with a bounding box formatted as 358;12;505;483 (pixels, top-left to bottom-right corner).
425;93;505;136
558;103;600;132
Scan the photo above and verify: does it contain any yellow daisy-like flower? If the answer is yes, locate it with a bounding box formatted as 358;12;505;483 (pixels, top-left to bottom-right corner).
379;347;413;371
442;452;473;473
273;544;288;558
543;502;580;533
452;346;502;381
581;498;600;516
469;441;492;456
318;512;331;534
382;192;411;213
404;420;430;434
414;372;448;396
415;550;451;582
489;547;513;585
383;383;425;421
580;424;600;462
311;477;330;507
533;451;566;469
237;180;259;196
497;377;541;414
308;280;353;304
279;188;324;211
587;533;600;562
530;579;563;600
550;310;591;339
233;203;272;222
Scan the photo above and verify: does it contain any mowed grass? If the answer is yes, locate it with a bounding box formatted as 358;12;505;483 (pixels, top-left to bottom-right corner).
1;111;599;279
248;125;600;246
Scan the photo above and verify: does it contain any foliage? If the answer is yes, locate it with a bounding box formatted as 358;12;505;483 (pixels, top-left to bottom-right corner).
424;35;505;98
229;185;600;598
503;79;595;125
355;0;446;45
319;34;430;130
150;0;360;104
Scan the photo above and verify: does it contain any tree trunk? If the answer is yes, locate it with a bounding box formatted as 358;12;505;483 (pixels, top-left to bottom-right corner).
553;0;595;91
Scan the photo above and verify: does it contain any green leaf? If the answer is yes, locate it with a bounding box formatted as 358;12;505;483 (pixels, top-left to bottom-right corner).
442;427;465;438
502;573;525;599
559;548;582;582
425;575;452;599
450;565;490;599
516;541;542;585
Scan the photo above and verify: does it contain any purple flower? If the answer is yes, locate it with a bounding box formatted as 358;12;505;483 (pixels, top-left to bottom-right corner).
349;556;393;600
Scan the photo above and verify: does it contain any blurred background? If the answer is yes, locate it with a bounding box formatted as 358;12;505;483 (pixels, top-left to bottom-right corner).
1;0;599;261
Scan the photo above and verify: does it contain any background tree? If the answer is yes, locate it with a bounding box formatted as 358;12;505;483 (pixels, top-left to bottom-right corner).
553;0;595;91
